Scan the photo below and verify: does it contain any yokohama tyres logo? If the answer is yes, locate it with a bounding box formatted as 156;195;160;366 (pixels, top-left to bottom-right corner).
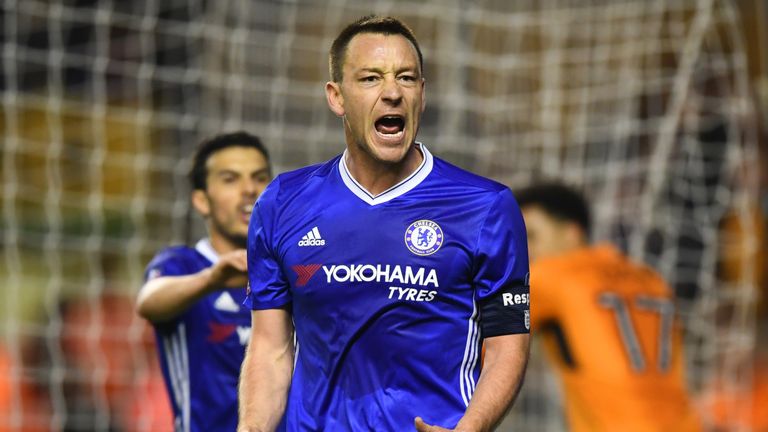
292;263;440;288
292;264;322;287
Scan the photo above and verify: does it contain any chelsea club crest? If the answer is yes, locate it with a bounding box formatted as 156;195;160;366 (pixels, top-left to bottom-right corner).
405;220;444;256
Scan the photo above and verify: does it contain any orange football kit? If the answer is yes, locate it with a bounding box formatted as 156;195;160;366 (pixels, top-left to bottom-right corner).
530;245;702;432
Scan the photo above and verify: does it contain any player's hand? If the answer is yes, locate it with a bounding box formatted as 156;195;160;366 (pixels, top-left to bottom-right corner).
414;416;455;432
207;249;249;289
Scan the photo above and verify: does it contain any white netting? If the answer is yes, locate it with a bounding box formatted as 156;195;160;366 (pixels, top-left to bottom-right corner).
0;1;763;431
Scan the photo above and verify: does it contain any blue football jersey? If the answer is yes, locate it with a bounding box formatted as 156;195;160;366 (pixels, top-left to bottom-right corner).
245;144;529;431
144;239;251;432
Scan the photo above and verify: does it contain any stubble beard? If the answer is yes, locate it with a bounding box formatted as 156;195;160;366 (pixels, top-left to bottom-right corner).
211;216;248;249
356;135;414;168
226;232;248;249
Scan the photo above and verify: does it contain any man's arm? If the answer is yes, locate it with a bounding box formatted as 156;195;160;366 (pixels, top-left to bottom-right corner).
136;249;248;322
238;307;294;432
416;333;530;432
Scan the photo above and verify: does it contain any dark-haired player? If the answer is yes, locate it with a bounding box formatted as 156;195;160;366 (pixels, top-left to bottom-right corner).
518;182;701;432
137;131;271;432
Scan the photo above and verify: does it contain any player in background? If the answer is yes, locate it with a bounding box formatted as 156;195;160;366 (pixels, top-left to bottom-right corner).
238;15;530;432
517;182;702;432
136;132;272;432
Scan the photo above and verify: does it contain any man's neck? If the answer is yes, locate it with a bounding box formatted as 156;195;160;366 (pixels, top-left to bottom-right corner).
207;232;242;255
344;144;424;196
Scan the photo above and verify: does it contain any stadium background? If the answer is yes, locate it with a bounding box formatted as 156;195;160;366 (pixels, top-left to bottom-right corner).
0;0;766;431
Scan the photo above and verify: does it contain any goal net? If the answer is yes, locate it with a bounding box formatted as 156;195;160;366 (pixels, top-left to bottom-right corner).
0;0;762;431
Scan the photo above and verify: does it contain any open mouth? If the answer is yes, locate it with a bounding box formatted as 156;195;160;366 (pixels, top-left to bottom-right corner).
375;115;405;137
240;204;253;221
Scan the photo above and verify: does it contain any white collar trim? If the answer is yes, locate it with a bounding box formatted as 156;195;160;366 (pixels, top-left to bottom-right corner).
195;238;219;264
338;142;433;206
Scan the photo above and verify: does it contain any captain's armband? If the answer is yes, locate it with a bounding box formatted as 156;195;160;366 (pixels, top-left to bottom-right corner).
479;281;530;337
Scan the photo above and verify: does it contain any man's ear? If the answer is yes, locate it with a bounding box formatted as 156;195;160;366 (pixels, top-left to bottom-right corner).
191;189;210;217
325;81;345;117
420;77;426;114
565;222;587;248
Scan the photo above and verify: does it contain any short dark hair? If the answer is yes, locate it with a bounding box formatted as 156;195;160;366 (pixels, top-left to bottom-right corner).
516;182;592;237
329;15;423;83
189;131;270;191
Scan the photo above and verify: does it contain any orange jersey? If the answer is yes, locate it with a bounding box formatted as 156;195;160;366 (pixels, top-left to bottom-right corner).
0;348;10;427
531;245;701;432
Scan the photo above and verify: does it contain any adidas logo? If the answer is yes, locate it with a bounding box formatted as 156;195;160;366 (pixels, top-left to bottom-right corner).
298;226;326;247
213;292;240;313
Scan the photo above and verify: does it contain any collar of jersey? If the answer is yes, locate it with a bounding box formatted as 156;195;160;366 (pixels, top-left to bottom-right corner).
338;142;433;206
195;238;219;264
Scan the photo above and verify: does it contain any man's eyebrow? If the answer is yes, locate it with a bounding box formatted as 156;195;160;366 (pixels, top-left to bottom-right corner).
357;66;419;75
358;67;384;74
214;169;240;176
214;168;271;177
250;168;271;176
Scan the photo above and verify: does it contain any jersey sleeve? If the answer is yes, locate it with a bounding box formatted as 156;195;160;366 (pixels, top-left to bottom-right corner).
244;178;292;310
143;248;193;282
473;188;530;337
140;247;199;327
